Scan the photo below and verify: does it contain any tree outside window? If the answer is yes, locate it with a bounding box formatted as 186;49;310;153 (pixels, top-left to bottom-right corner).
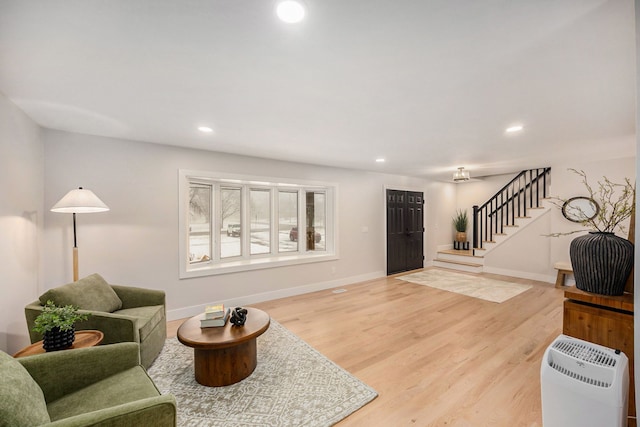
188;183;212;263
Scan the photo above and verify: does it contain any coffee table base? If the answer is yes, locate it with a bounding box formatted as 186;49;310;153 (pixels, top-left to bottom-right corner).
177;307;270;387
194;339;257;386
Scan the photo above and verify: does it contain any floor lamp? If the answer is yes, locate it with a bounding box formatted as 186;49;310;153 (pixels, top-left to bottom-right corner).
51;187;109;281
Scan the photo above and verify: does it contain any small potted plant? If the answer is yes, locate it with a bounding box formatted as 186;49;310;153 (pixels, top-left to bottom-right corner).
32;300;90;351
452;209;468;244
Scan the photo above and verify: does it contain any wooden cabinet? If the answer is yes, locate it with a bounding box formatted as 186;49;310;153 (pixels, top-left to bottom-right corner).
563;287;635;423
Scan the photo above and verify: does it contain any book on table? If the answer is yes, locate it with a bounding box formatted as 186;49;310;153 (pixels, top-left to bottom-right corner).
204;304;225;320
200;308;230;328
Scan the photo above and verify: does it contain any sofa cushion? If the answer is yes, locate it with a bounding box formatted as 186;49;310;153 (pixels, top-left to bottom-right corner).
0;351;50;427
47;365;160;421
39;273;123;313
113;305;165;341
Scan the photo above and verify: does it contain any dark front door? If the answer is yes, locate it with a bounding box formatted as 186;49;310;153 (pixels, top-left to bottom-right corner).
386;189;424;275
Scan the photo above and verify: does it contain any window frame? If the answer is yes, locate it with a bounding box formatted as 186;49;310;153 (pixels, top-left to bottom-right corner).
179;169;338;279
186;181;213;264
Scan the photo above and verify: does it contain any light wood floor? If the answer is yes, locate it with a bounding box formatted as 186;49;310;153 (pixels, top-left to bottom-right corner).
167;267;565;426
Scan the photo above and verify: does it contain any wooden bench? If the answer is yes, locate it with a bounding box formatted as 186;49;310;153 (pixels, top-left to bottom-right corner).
554;261;573;288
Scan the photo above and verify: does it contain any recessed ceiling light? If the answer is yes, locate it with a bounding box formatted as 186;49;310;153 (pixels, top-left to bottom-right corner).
277;0;305;23
506;125;524;133
198;126;213;133
376;158;385;163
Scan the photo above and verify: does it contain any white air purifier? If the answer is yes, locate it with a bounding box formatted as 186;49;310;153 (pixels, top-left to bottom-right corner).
541;334;629;427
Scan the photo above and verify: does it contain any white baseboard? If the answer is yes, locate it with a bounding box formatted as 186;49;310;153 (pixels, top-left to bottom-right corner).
482;266;555;284
167;266;559;321
166;270;386;321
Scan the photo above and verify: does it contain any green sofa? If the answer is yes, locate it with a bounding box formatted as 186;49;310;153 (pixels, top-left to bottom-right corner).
0;342;176;426
25;274;167;369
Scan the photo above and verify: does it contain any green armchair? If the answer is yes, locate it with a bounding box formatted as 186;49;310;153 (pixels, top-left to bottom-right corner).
0;342;176;427
25;274;167;368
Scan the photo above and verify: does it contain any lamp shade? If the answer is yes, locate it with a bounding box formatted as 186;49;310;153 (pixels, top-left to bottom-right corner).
51;187;109;213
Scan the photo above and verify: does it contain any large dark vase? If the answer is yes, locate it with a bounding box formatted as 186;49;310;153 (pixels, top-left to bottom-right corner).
43;327;75;352
569;232;634;296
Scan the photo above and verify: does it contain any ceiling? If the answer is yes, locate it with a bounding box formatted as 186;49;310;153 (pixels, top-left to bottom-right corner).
0;0;636;181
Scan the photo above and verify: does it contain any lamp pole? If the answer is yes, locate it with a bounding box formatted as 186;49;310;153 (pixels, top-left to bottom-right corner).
72;212;78;281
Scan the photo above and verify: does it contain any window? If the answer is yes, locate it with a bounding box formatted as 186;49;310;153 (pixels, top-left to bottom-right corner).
306;191;325;251
278;191;298;253
221;187;241;258
188;183;212;263
179;170;337;278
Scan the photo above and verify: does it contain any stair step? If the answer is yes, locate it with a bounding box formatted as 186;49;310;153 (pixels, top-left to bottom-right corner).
515;216;532;219
504;225;519;228
436;250;484;264
438;249;481;258
433;258;484;273
433;258;483;268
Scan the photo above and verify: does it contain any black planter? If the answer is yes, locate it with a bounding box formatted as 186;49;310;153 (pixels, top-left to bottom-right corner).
569;232;634;296
43;327;75;352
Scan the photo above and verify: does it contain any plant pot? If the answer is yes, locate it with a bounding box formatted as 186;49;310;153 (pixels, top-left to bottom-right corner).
455;232;467;243
569;232;634;296
43;327;75;352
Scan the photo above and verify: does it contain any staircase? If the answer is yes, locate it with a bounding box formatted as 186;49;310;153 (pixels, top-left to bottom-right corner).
433;168;551;273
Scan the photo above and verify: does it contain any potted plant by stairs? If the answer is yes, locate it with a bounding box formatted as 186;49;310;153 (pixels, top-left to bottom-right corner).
452;209;468;249
32;300;89;351
550;169;635;296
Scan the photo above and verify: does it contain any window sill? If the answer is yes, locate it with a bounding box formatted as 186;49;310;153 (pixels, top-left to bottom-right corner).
180;252;339;279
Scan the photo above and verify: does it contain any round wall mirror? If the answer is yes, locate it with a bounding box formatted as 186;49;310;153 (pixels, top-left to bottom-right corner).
561;197;599;223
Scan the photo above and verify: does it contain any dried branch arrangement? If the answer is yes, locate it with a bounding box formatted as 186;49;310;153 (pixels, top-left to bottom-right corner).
547;168;635;237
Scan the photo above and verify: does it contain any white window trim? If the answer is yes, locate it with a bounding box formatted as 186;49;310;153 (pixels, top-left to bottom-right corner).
179;169;338;279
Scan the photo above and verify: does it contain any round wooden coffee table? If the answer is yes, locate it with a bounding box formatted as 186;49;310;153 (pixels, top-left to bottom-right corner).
177;307;270;386
13;330;104;358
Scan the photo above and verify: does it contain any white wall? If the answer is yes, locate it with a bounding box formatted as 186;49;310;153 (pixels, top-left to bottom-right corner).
483;209;552;282
456;172;517;214
43;130;429;320
634;0;639;414
425;180;457;255
0;94;44;354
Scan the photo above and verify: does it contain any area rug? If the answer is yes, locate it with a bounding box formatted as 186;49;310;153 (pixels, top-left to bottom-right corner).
397;269;532;303
147;320;377;427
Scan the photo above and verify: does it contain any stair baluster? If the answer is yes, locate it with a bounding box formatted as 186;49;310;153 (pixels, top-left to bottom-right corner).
472;167;551;251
